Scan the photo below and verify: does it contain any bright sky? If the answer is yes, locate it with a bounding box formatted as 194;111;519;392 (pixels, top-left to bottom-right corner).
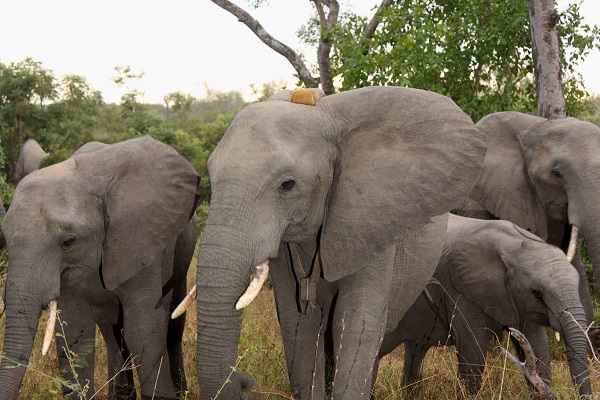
1;0;598;104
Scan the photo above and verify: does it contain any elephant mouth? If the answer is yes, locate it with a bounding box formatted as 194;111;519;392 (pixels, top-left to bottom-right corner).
171;261;270;319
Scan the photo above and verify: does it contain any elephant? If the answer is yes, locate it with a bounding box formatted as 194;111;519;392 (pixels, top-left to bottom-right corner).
0;138;49;249
380;214;593;397
193;86;487;399
13;138;49;186
0;136;200;399
455;111;600;322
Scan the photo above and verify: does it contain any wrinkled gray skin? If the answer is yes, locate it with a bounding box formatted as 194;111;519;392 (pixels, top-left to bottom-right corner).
381;215;592;397
196;86;487;399
0;139;49;249
0;136;200;399
456;111;600;323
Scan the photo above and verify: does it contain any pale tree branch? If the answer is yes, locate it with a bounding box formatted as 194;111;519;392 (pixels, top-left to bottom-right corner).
210;0;319;88
501;327;557;400
363;0;393;39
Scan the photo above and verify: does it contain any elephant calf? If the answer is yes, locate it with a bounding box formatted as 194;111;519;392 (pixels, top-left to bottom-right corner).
381;214;592;397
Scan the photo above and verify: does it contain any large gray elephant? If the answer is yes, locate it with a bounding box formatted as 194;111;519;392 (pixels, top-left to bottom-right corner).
0;136;200;399
381;215;592;397
194;86;487;399
456;111;600;321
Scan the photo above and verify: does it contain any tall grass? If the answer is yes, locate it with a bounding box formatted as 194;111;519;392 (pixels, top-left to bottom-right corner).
0;248;599;399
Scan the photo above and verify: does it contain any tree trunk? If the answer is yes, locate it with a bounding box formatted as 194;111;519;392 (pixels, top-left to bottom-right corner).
528;0;566;119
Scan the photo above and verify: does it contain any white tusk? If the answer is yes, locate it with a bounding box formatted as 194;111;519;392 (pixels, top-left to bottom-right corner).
566;225;580;262
235;261;270;310
555;331;561;342
0;297;4;318
171;285;197;319
42;300;57;356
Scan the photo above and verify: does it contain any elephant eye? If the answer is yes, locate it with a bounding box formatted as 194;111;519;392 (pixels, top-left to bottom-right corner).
551;169;562;179
279;179;296;193
61;237;77;250
532;289;543;299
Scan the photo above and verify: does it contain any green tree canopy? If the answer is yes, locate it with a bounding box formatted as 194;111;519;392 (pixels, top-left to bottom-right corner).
0;58;56;178
312;0;599;121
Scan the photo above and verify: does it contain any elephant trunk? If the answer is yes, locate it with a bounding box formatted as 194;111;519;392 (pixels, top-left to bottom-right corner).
555;299;592;397
196;221;259;399
0;275;46;399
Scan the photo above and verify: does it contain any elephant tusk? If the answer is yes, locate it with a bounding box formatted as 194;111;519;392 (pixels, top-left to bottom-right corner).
171;285;197;319
0;297;4;318
566;225;580;262
235;261;270;310
42;300;57;356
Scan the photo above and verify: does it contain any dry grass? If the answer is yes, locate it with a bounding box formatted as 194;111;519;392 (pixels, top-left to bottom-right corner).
1;249;600;399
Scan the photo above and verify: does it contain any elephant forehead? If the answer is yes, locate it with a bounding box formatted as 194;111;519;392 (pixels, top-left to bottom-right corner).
7;173;97;233
210;115;331;176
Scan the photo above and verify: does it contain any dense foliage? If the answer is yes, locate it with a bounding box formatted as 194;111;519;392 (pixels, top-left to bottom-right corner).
0;59;260;208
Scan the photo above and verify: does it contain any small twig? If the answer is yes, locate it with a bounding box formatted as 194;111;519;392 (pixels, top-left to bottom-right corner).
214;348;248;399
498;328;510;400
310;323;323;400
332;312;346;393
362;322;385;399
151;356;163;400
501;327;556;399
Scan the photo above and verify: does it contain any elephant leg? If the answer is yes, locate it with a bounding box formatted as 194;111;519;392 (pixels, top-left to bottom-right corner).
521;322;552;385
97;322;136;399
167;302;187;395
270;242;335;400
167;217;197;396
330;247;394;399
114;265;176;399
453;324;490;394
401;339;430;388
56;293;97;398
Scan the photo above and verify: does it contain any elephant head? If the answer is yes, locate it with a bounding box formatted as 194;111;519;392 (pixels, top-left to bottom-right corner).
466;111;600;288
0;136;199;398
447;216;591;396
196;86;487;398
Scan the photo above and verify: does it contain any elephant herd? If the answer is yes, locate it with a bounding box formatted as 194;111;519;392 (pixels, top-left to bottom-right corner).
0;86;599;399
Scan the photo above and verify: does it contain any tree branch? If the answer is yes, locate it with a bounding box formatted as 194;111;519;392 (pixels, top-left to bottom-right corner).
313;0;339;94
210;0;319;88
501;327;556;400
363;0;393;39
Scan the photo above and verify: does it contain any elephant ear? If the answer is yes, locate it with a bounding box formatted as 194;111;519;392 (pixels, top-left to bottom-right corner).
74;136;200;290
470;111;548;239
448;227;521;327
14;139;49;186
319;87;487;282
